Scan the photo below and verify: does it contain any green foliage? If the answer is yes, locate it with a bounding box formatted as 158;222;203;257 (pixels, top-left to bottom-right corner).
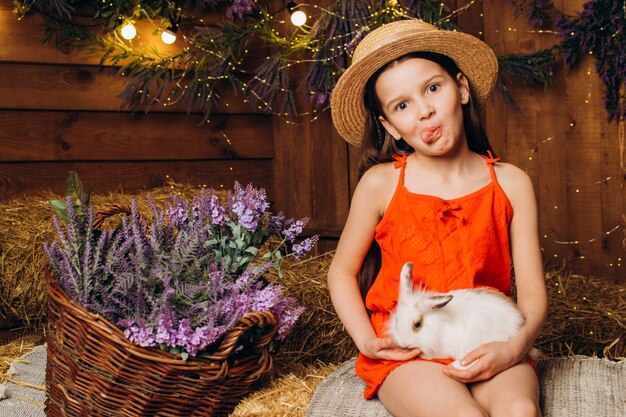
49;171;90;222
13;0;570;120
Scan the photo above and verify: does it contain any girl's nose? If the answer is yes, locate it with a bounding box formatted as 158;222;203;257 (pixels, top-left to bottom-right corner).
416;100;434;120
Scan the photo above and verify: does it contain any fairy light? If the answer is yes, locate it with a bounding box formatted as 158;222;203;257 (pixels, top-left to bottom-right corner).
289;3;307;27
120;22;137;40
161;29;176;44
524;132;624;268
91;0;624;147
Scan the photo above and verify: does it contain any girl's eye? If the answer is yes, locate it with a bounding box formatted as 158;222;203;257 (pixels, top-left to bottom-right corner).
428;84;440;93
396;102;408;111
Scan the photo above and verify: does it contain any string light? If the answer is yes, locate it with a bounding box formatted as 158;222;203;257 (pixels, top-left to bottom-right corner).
525;132;624;268
161;29;177;44
287;2;307;27
120;22;137;40
109;0;489;125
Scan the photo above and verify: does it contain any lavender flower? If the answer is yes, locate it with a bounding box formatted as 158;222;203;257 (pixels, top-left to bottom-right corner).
282;218;309;241
228;181;270;231
268;212;287;234
505;0;557;28
225;0;256;20
166;198;190;229
307;92;330;110
292;236;320;260
46;179;317;359
195;189;228;225
120;319;156;347
556;0;625;120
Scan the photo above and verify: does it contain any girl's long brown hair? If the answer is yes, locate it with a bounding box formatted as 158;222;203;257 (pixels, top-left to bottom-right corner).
357;51;495;302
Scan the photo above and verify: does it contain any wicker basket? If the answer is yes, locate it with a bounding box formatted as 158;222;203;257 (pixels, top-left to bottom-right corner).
46;274;276;416
45;202;278;416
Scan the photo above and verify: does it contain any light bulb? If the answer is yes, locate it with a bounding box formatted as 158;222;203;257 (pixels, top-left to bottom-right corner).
120;23;137;40
161;30;177;45
290;10;307;26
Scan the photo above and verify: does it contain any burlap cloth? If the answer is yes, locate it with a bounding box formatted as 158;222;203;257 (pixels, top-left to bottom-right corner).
0;344;46;417
306;356;626;417
1;347;623;417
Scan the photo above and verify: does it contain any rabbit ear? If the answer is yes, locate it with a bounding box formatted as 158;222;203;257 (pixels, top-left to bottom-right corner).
426;294;453;310
400;262;414;295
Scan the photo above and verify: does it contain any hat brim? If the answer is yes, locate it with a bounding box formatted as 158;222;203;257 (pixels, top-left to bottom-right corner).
331;26;498;147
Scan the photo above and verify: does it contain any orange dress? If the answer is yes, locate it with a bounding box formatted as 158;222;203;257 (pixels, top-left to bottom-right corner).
356;152;514;399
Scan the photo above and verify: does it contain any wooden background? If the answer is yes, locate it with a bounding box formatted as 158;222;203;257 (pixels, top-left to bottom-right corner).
0;0;623;282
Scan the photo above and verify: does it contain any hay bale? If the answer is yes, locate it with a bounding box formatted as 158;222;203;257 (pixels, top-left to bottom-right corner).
536;270;625;360
268;253;357;374
0;195;55;326
231;362;338;417
275;259;625;364
2;180;623;365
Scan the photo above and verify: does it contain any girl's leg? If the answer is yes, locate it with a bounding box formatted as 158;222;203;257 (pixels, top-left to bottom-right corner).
377;361;488;417
470;362;541;417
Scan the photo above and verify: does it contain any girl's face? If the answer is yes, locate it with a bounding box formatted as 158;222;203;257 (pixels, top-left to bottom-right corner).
375;57;470;157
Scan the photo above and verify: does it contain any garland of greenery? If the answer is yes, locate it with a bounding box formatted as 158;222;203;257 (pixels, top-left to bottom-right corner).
13;0;623;122
508;0;625;121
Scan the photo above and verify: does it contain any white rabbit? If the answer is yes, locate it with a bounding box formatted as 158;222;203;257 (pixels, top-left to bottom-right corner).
388;262;526;365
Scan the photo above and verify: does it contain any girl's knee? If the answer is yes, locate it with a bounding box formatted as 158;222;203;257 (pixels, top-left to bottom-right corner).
496;397;541;417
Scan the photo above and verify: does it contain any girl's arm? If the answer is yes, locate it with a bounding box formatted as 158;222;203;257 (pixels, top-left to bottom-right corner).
328;166;421;361
444;164;548;382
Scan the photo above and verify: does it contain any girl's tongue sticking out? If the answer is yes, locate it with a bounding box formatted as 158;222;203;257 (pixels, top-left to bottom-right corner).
420;126;442;144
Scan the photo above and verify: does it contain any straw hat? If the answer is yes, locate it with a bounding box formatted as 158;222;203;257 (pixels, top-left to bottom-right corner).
330;19;498;147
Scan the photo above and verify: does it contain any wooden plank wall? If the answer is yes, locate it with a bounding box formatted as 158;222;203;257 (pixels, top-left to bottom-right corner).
0;1;623;280
484;0;625;282
269;0;353;252
0;3;275;200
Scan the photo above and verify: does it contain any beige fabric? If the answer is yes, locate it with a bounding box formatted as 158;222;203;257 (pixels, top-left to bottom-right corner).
0;345;46;417
538;356;625;417
306;356;626;417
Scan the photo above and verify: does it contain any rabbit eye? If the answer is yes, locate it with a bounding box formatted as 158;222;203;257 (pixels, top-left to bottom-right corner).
413;320;422;330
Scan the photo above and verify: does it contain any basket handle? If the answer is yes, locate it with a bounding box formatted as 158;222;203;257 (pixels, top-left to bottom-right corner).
207;311;277;361
92;203;141;230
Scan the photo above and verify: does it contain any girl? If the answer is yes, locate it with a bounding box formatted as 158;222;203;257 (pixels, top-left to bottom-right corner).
327;19;548;417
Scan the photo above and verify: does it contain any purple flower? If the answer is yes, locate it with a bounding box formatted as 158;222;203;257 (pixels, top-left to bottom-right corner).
282;218;309;241
119;319;156;347
292;235;319;259
268;212;287;234
228;182;270;231
154;314;177;346
307;92;329;109
166;199;190;229
47;179;306;359
202;192;228;225
225;0;257;20
251;284;280;312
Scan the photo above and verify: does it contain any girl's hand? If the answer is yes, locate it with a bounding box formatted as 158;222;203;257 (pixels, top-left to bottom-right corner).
361;336;422;361
442;341;520;383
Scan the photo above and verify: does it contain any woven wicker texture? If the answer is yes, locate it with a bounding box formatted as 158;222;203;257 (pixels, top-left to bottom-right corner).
46;274;277;417
330;19;498;147
306;357;626;417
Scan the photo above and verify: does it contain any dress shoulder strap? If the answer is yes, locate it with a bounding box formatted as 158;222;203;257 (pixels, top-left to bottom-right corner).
483;150;500;182
392;154;408;186
391;154;409;179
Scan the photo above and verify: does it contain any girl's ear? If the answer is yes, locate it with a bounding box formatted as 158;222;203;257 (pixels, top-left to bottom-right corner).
378;115;402;140
456;73;470;105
